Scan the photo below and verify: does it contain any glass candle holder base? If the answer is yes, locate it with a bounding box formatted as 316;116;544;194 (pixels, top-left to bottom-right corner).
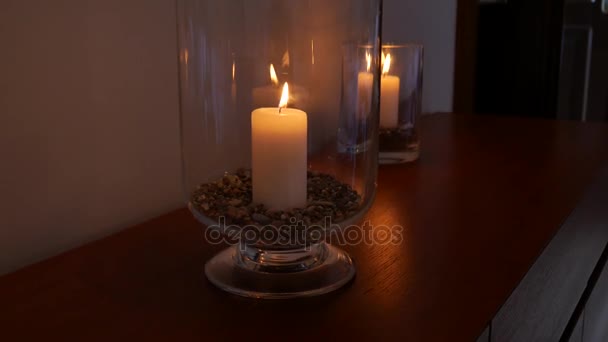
204;243;355;299
379;127;420;164
337;136;374;155
379;150;420;164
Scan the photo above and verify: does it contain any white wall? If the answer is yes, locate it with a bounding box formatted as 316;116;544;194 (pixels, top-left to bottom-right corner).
383;0;457;113
0;0;182;275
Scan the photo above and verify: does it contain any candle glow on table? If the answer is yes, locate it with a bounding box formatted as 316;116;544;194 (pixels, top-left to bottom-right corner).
357;52;374;118
251;82;308;210
380;53;400;129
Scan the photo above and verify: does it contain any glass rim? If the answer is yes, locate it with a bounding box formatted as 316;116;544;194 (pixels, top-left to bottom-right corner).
353;43;423;50
381;43;424;49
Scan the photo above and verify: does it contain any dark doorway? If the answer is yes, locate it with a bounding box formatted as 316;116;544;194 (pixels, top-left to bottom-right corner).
455;0;608;122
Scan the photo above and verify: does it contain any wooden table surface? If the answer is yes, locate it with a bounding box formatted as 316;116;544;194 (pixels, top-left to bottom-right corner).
2;114;608;341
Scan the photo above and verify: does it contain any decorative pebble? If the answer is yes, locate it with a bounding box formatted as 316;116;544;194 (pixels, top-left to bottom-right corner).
190;169;362;227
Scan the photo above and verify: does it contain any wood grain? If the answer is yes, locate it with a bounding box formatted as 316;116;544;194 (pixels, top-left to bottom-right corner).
1;114;608;341
492;166;608;341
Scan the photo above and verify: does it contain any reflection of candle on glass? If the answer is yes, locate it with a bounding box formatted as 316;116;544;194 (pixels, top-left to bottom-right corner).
252;64;281;107
357;52;373;118
231;59;236;102
252;83;307;210
252;63;309;109
380;53;400;129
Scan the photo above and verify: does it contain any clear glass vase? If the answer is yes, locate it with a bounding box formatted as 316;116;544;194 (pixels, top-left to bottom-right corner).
378;44;424;164
177;0;382;298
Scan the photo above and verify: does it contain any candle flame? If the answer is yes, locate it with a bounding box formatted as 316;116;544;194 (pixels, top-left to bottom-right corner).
366;52;371;72
382;53;392;75
278;82;289;110
270;64;279;86
232;61;235;81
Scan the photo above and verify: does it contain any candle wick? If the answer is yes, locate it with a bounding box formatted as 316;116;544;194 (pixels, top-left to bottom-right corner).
279;107;282;114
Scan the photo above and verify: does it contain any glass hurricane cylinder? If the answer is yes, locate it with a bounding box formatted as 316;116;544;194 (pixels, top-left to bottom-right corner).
177;0;382;298
378;44;423;164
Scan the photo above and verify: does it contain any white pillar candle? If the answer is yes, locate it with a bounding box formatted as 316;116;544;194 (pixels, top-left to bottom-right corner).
380;53;400;129
252;64;281;107
252;64;309;109
380;76;400;128
356;52;374;118
251;83;308;210
357;71;373;118
252;86;280;107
